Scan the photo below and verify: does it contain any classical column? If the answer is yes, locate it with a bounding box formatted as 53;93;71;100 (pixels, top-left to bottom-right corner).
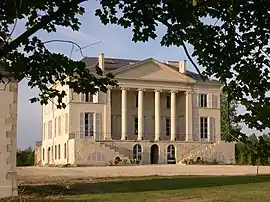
170;90;177;141
185;90;193;141
154;89;162;141
104;86;112;140
137;89;144;140
121;88;128;140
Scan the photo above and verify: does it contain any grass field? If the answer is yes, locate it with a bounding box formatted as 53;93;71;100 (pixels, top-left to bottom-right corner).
6;175;270;201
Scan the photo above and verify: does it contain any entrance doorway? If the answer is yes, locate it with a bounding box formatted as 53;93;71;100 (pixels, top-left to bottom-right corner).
150;144;159;164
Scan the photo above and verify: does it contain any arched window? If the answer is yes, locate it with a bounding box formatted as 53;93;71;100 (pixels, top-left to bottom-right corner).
64;143;67;159
167;145;176;159
133;144;142;160
58;144;61;159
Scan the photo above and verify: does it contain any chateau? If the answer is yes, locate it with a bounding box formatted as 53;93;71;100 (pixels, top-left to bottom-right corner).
38;53;235;166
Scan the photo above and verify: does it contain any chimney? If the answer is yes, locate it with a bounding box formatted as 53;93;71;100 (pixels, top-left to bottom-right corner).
179;60;186;74
98;53;105;71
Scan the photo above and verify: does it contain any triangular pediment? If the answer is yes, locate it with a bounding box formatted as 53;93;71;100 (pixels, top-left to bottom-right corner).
112;58;196;83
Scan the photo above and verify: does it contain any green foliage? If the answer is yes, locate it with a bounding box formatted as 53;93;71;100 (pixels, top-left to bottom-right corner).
17;147;34;166
0;0;117;107
220;91;242;142
96;0;270;132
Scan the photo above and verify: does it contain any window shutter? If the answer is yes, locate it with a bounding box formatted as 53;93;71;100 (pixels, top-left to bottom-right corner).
212;95;218;108
93;92;99;103
207;93;213;108
195;116;200;141
80;93;86;102
94;113;101;140
196;93;200;107
209;117;215;142
80;113;84;138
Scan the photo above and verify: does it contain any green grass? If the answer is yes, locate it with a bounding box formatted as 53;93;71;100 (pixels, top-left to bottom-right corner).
8;175;270;201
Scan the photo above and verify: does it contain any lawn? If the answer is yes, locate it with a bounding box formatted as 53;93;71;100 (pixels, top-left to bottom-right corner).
5;175;270;201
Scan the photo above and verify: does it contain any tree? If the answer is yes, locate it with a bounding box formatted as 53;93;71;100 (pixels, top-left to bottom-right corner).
17;147;34;166
96;0;270;133
220;91;242;142
0;0;117;108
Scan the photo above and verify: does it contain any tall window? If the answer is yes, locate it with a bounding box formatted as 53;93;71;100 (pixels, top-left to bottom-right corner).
133;144;142;160
42;148;45;161
54;117;57;137
48;120;52;139
199;94;207;108
167;145;176;159
85;93;94;102
64;143;67;159
85;112;94;136
65;113;69;134
58;144;61;159
200;117;208;139
58;116;61;136
135;94;138;107
134;117;138;135
55;145;57;159
166;95;171;109
166;118;170;136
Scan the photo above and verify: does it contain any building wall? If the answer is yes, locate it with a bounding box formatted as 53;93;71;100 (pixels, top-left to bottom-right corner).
0;79;18;198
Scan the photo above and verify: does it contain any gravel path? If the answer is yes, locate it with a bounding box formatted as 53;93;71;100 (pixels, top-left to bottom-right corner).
17;164;270;184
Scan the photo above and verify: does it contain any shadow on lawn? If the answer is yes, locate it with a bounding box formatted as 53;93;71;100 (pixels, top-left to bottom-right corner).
22;175;270;196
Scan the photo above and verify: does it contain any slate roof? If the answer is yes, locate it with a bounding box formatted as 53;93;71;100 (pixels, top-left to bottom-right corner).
81;57;220;85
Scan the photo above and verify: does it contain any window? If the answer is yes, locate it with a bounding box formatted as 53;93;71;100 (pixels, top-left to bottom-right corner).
85;112;94;136
200;117;208;139
133;144;142;161
135;94;138;107
64;143;67;159
58;116;61;136
199;94;207;108
54;117;57;137
48;120;52;139
85;93;93;102
65;113;69;134
167;145;176;159
42;148;45;161
55;145;57;159
134;118;138;135
166;118;170;136
166;95;171;109
58;144;61;159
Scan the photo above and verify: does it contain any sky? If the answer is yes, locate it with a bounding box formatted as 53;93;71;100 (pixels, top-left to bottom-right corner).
15;1;260;149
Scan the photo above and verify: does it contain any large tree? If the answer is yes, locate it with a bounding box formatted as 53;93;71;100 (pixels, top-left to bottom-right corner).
0;0;116;108
96;0;270;134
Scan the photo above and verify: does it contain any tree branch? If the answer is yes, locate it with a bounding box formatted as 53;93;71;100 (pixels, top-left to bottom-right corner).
0;0;88;57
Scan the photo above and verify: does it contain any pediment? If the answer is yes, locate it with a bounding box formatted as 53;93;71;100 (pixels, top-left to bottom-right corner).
112;58;196;83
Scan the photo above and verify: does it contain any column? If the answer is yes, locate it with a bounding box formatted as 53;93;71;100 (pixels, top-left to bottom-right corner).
121;88;128;140
185;90;193;141
137;89;144;140
154;89;161;141
105;86;112;140
170;90;177;141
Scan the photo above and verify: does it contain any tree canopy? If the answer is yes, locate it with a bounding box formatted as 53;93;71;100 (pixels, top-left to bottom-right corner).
96;0;270;133
0;0;116;108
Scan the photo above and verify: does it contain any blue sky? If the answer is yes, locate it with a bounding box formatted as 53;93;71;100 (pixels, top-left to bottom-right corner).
16;1;257;149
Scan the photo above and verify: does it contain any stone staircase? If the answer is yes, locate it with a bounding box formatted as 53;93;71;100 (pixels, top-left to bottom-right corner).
178;142;217;164
99;142;127;160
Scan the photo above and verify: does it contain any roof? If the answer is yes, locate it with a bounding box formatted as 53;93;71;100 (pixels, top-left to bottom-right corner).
81;56;220;85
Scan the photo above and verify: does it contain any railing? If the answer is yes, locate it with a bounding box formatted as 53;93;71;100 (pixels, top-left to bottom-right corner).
69;132;106;141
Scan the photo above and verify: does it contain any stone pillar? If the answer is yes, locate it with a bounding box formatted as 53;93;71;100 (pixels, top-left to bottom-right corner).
121;88;128;140
185;90;193;141
154;89;162;141
170;90;177;141
105;87;112;140
137;89;144;140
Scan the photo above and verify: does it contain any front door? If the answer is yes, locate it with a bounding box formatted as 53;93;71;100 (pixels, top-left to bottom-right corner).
150;144;159;164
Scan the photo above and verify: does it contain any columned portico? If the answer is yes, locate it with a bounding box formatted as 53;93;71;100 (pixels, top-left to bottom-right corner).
121;88;128;140
154;89;161;141
137;89;144;140
170;90;177;141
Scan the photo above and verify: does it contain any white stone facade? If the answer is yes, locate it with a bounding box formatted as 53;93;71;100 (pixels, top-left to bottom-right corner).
38;54;235;166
